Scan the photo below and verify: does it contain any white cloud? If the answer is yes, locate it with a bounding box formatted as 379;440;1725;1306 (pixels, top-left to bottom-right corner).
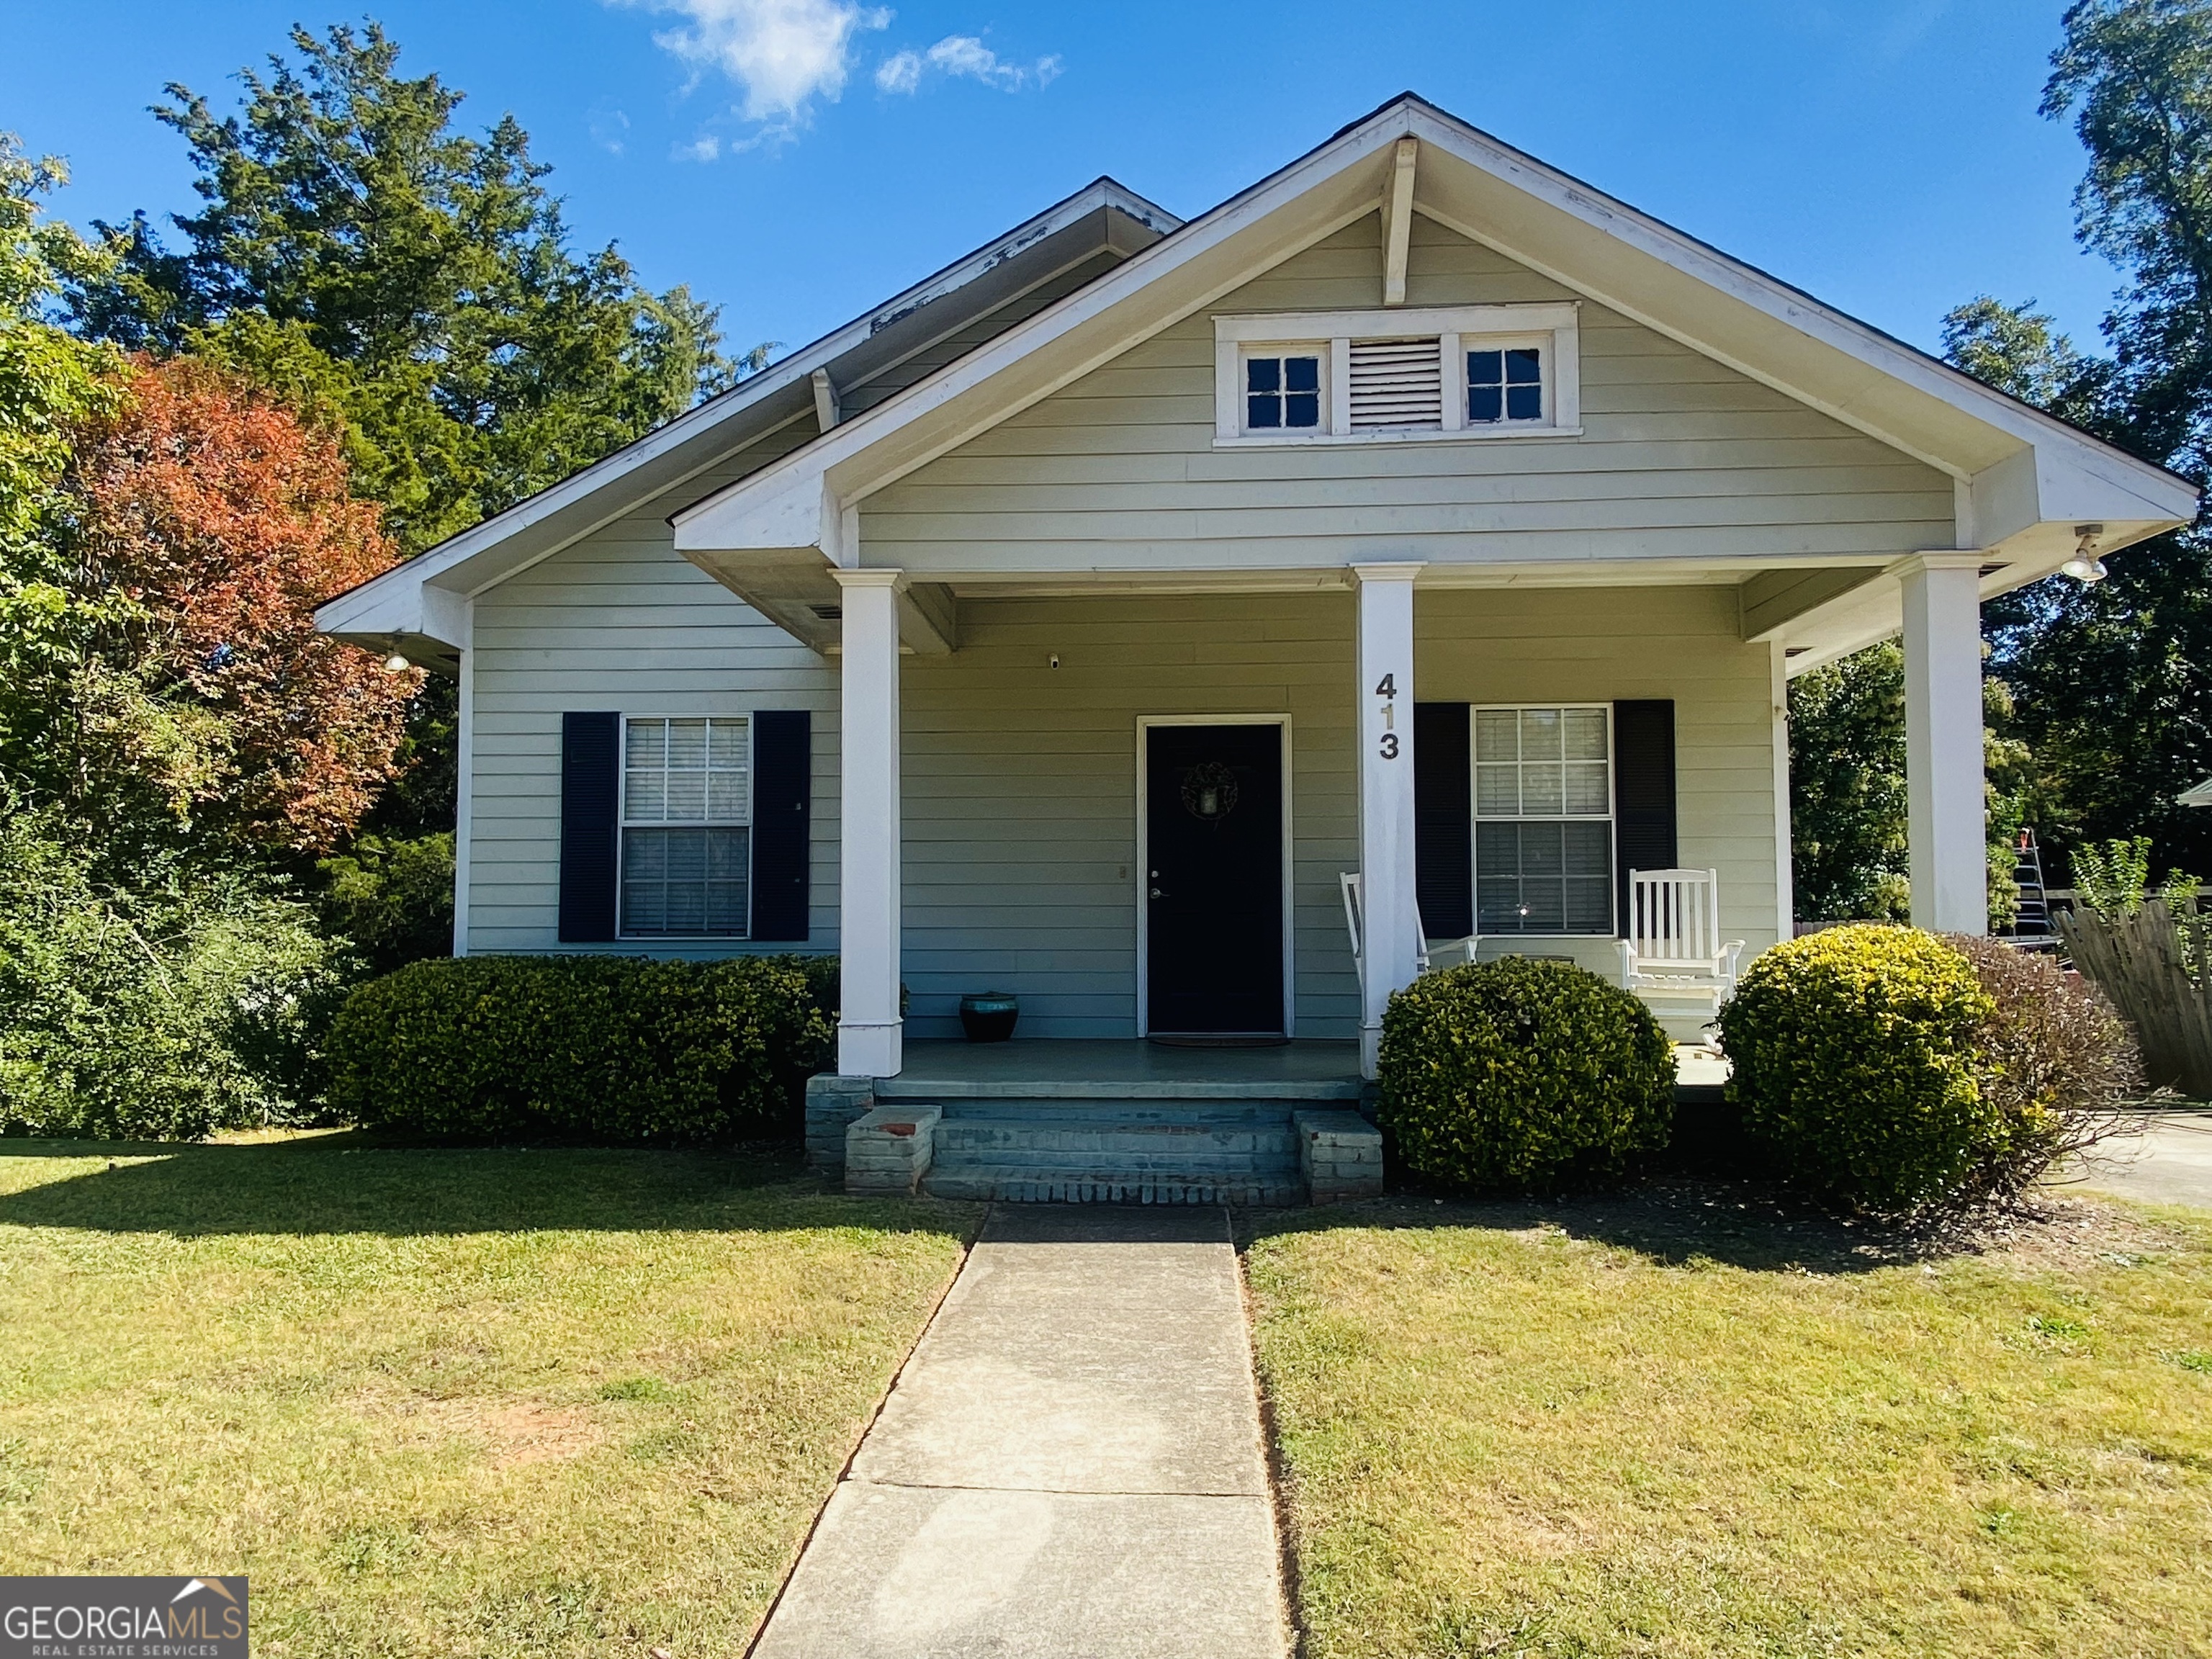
588;102;631;154
876;33;1062;94
674;133;723;161
626;0;891;122
875;48;923;93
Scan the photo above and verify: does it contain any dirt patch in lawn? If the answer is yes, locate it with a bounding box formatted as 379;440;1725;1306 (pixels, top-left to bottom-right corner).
379;1395;610;1468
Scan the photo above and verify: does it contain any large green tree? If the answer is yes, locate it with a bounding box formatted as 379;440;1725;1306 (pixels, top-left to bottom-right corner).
1941;0;2212;882
74;21;745;557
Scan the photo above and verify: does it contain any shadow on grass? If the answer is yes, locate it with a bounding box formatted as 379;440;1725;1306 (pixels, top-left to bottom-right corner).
0;1133;976;1240
1252;1174;1972;1275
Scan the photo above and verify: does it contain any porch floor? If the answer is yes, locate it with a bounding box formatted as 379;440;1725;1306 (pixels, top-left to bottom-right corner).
879;1039;1365;1101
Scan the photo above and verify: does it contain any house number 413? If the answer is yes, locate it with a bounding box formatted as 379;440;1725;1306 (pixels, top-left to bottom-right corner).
1375;674;1399;760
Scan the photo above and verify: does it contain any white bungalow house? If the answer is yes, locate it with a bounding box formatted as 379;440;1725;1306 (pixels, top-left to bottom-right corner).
318;94;2195;1117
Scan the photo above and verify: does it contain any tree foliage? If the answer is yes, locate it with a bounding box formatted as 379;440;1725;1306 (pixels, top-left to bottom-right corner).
1938;0;2212;883
63;356;416;853
73;22;742;557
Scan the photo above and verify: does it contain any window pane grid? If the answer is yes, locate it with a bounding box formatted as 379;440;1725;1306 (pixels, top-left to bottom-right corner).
621;716;750;938
1467;343;1544;424
1473;705;1612;935
1245;352;1321;431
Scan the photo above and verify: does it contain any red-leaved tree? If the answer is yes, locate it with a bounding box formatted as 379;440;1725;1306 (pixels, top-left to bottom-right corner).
68;356;414;853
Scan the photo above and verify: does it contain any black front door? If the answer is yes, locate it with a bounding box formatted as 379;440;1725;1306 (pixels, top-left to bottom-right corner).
1146;723;1285;1035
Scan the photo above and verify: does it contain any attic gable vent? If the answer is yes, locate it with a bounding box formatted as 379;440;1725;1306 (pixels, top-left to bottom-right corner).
1349;337;1442;430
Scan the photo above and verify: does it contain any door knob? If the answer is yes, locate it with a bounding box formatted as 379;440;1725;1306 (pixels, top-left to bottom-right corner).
1150;888;1164;899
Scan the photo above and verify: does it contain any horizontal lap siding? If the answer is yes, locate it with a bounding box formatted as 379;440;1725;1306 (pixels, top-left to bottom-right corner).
1419;587;1780;972
469;489;840;956
863;215;1954;574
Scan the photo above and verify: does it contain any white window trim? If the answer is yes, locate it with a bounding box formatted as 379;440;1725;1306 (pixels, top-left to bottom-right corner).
618;712;756;941
1470;702;1617;939
1213;303;1581;446
1235;341;1331;436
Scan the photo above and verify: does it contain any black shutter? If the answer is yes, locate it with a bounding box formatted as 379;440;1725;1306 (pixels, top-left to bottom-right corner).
1413;702;1473;940
750;710;811;941
559;711;621;943
1612;699;1678;937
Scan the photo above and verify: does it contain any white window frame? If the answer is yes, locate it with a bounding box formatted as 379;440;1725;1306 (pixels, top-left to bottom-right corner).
1470;702;1616;938
618;713;755;940
1237;342;1329;434
1213;303;1581;446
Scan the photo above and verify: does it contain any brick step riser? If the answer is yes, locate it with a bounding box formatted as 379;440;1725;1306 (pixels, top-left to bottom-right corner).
921;1169;1306;1206
932;1100;1307;1125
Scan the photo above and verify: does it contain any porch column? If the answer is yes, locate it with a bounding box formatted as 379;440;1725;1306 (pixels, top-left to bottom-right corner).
1899;554;1987;935
1354;563;1424;1077
834;569;905;1076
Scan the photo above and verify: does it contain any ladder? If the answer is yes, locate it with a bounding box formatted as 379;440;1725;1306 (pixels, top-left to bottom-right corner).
2010;828;2059;947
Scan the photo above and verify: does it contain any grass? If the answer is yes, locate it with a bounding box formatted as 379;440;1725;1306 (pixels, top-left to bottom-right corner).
0;1133;979;1658
1246;1185;2212;1659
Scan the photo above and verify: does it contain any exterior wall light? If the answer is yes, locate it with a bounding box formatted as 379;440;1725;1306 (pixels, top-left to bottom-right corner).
2061;523;2108;583
380;652;413;673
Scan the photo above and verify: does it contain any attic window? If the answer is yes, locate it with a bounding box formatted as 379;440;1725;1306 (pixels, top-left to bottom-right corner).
1214;304;1579;446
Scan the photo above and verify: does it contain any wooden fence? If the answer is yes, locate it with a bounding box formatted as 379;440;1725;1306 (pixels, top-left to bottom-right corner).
2056;900;2212;1097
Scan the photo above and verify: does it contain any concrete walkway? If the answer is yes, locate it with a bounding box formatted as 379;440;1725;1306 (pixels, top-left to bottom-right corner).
2072;1113;2212;1209
751;1206;1290;1659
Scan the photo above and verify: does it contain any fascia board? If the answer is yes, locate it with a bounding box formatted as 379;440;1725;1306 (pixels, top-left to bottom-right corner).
1398;103;2197;521
314;177;1182;631
674;120;1410;544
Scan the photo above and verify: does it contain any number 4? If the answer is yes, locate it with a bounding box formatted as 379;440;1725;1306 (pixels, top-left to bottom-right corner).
1374;673;1397;699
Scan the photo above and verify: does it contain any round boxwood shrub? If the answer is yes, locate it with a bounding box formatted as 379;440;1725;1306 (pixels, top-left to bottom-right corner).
1377;957;1676;1190
1717;925;1996;1214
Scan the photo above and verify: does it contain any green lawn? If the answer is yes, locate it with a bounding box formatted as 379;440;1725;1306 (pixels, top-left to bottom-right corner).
0;1135;978;1658
1246;1186;2212;1659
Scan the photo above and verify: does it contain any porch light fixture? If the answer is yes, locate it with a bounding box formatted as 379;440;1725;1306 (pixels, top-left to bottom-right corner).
2061;523;2108;584
380;652;412;673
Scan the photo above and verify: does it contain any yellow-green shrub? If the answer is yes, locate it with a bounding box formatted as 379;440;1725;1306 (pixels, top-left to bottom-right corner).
1377;958;1675;1190
1717;925;1995;1213
326;954;837;1143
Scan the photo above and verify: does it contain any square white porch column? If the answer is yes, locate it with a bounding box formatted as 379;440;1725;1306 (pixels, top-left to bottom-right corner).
833;569;905;1076
1899;554;1988;935
1354;563;1425;1077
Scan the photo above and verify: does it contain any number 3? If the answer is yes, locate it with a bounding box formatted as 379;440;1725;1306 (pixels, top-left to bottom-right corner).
1379;733;1400;760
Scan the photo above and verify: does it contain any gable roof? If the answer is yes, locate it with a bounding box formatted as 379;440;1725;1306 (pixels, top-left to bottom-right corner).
315;176;1179;664
325;93;2198;668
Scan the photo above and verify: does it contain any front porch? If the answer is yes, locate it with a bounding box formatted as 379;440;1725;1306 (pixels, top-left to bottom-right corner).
806;1038;1732;1206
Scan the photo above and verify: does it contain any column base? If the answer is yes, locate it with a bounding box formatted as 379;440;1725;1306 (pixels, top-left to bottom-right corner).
1359;1021;1382;1081
837;1018;904;1079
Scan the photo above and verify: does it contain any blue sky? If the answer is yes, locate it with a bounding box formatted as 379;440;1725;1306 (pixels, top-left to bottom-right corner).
1;0;2123;367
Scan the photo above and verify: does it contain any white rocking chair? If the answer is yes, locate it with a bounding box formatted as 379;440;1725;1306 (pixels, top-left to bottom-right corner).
1618;868;1744;1010
1339;873;1475;997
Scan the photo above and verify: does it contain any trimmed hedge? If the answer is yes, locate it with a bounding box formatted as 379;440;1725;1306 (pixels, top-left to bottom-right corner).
1377;957;1676;1190
326;954;838;1143
1717;925;1995;1214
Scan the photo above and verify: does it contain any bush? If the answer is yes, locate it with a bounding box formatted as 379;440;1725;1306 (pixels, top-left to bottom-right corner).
316;832;456;974
326;954;838;1144
1939;934;2141;1205
1718;925;1997;1214
1377;958;1676;1190
0;810;357;1141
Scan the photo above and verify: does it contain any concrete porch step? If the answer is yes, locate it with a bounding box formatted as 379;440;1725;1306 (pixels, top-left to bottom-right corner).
935;1122;1300;1161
